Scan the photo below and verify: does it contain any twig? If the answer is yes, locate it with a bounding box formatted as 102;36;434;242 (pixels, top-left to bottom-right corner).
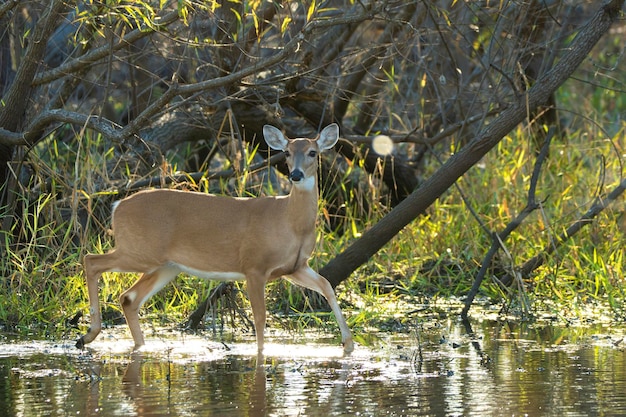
498;175;626;288
34;9;181;85
461;127;554;319
184;282;234;331
320;0;625;287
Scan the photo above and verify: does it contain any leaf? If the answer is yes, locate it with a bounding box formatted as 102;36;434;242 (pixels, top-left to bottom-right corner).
177;0;189;25
307;0;316;22
252;10;259;38
281;16;292;34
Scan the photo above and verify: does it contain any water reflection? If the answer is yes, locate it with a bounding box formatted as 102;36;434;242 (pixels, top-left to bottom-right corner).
120;351;268;416
0;319;625;416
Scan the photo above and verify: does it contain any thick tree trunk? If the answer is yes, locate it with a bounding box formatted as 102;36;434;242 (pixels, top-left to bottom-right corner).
321;0;625;288
0;0;65;205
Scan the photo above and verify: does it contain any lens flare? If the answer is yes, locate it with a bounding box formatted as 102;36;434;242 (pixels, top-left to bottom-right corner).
372;135;394;156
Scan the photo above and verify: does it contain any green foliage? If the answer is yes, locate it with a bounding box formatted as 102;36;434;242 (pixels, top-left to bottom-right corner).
3;116;626;340
1;3;626;342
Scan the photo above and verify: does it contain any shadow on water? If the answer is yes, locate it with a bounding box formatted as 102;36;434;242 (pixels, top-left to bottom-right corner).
1;317;626;416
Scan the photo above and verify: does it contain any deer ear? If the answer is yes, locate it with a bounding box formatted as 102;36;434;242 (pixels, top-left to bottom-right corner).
317;123;339;150
263;125;289;151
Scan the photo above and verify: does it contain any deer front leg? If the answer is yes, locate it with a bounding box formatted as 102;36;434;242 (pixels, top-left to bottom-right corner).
288;266;354;354
246;275;267;354
120;266;180;349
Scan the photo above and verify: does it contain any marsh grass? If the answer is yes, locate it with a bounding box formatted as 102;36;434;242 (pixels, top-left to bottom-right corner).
1;46;626;341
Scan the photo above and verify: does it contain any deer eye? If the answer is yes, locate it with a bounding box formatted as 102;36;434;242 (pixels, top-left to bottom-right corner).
308;150;317;157
284;150;291;157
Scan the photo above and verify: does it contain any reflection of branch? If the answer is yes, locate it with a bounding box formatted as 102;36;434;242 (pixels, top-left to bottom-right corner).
460;318;491;367
461;128;553;319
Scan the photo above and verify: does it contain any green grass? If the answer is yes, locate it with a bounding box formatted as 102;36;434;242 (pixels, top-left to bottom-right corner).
1;43;626;342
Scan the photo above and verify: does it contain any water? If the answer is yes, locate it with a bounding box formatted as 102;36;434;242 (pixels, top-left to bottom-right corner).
0;317;625;416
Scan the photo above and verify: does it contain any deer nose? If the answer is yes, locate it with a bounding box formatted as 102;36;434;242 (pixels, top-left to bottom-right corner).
290;169;304;182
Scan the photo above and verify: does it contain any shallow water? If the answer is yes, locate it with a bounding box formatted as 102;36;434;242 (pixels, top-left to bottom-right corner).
0;317;625;416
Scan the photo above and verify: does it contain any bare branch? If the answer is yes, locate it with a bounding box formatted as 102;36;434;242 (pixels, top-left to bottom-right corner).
0;0;19;20
0;109;120;146
121;6;381;140
461;127;555;319
33;9;181;85
498;176;626;288
0;128;25;146
2;5;384;147
0;0;66;131
320;0;626;287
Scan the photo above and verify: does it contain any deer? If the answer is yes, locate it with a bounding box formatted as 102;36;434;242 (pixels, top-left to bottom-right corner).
76;123;354;354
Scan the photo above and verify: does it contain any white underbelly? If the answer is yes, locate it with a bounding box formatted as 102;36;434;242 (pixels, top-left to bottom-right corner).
173;263;246;281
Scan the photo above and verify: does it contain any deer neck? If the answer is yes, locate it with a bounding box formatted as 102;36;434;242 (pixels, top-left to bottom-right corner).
287;177;319;234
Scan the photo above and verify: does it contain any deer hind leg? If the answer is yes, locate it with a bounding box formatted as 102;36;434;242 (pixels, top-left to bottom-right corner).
76;252;111;348
120;265;180;349
77;251;159;349
287;266;354;353
246;274;267;354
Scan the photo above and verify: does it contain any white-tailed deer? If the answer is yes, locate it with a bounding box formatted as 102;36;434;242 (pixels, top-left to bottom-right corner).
76;123;354;354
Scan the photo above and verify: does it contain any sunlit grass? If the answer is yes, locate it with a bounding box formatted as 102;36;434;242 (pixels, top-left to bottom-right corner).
1;41;626;341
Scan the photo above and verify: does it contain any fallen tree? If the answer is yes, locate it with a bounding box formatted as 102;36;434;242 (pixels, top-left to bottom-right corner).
319;0;625;288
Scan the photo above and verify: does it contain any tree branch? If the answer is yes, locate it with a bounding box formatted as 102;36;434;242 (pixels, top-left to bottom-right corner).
120;6;382;141
0;0;66;131
0;0;19;20
320;0;625;288
0;109;121;146
461;127;554;319
1;6;383;148
498;176;626;288
33;9;181;85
